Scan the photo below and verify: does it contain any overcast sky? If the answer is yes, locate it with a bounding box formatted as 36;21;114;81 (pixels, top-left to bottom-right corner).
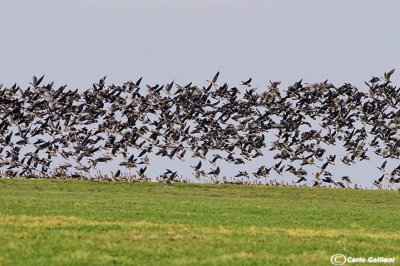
0;1;399;187
1;0;399;88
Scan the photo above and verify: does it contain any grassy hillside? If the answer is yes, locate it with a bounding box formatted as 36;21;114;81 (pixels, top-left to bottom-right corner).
0;179;399;265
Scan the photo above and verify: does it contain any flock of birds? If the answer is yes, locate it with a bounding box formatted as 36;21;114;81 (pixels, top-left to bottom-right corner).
0;70;399;189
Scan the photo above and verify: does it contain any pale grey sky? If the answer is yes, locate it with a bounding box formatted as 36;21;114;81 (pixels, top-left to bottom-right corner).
1;0;399;88
0;1;399;187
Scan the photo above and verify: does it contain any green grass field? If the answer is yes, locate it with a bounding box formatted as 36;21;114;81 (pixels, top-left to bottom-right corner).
0;179;399;265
